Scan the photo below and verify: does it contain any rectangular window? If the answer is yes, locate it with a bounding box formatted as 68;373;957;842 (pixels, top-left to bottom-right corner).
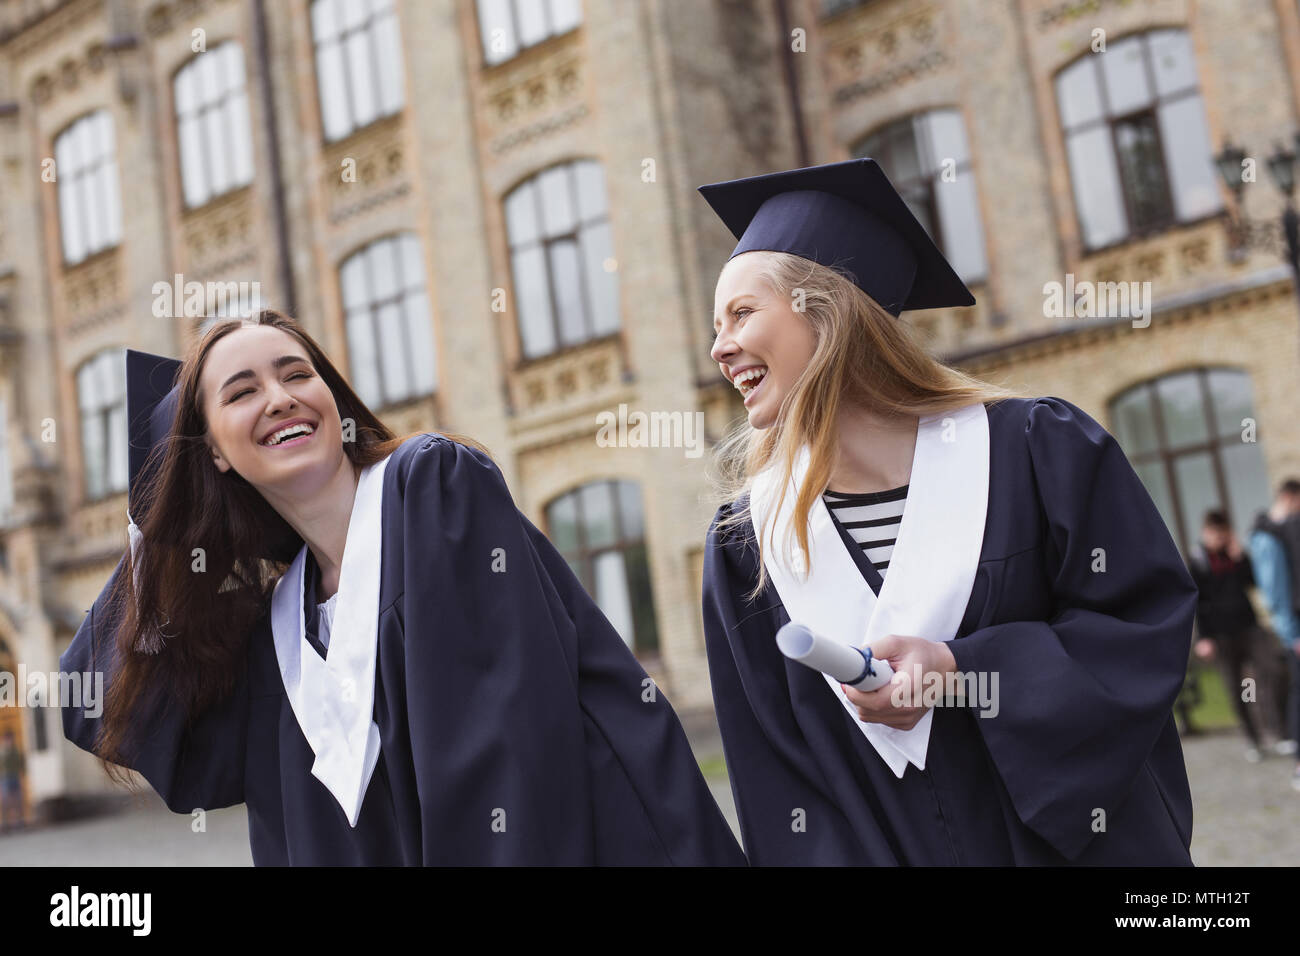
312;0;405;142
175;44;254;209
341;233;437;408
77;350;128;501
1055;29;1222;251
505;160;620;360
477;0;583;67
55;112;122;264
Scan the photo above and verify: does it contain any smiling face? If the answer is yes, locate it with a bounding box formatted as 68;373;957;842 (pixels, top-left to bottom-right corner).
710;252;818;430
200;324;345;496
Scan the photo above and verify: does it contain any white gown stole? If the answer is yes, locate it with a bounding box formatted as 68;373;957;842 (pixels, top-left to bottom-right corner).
748;403;990;776
271;454;391;827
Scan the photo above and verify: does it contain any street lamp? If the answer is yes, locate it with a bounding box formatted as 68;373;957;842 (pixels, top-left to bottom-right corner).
1214;139;1247;200
1214;134;1300;358
1265;142;1297;197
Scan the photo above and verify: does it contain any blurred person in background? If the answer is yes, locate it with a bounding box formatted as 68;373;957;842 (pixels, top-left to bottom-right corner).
1249;480;1300;790
1188;509;1289;762
0;729;25;831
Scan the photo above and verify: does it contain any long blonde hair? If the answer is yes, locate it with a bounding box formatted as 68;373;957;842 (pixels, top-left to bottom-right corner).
707;251;1025;601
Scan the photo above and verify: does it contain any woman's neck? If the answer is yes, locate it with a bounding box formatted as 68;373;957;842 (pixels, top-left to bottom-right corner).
827;402;919;495
264;458;362;602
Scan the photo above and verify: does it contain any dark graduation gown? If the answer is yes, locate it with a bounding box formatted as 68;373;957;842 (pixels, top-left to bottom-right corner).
701;396;1197;865
61;433;745;866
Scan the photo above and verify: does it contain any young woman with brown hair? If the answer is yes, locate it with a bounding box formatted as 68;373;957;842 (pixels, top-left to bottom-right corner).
62;310;744;866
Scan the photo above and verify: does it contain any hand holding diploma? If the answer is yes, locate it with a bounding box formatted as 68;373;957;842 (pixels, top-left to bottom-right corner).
776;622;895;691
840;633;958;731
775;623;958;731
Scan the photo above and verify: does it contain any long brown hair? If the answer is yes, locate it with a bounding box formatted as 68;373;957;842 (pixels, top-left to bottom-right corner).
96;309;490;783
707;251;1025;601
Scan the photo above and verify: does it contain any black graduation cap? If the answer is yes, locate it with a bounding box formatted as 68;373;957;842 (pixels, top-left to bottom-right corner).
696;157;975;317
125;348;182;526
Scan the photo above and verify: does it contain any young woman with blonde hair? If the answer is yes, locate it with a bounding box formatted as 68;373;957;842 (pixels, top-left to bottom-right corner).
698;159;1196;865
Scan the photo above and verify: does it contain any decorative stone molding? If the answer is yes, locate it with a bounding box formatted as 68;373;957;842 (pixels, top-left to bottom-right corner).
1035;0;1151;29
8;458;61;532
191;247;258;283
24;32;141;106
65;301;126;336
29;74;55;105
143;0;228;38
68;490;128;558
827;4;945;105
488;102;588;156
507;335;626;426
1078;219;1232;289
321;115;411;225
181;185;254;271
951;272;1294;373
0;0;94;53
832;49;949;105
479;30;586;156
61;248;125;335
327;180;412;226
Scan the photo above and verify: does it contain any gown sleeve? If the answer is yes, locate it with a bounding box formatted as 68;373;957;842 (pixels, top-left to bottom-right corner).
396;436;745;865
946;395;1198;861
59;553;248;814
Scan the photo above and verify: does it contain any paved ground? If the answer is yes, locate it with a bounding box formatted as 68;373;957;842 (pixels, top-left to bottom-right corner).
2;720;1295;865
1178;730;1300;866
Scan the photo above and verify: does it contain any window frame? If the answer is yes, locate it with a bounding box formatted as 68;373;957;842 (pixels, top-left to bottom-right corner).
852;108;989;286
1109;367;1266;555
504;158;619;362
1055;29;1220;254
310;0;406;143
172;41;255;210
476;0;583;67
53;110;122;266
75;348;129;503
337;232;437;409
544;479;659;656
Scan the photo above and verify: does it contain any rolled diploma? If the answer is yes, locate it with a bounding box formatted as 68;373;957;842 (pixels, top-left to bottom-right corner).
776;622;894;692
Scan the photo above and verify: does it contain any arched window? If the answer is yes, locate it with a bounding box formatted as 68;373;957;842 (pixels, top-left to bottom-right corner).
76;348;128;501
54;110;122;265
1055;29;1220;251
339;233;436;408
174;42;254;208
310;0;405;142
853;109;988;285
1110;368;1271;554
545;480;659;655
475;0;582;67
504;160;618;359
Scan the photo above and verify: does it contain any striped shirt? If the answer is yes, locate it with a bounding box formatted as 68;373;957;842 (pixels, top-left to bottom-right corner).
822;485;908;579
317;592;339;653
